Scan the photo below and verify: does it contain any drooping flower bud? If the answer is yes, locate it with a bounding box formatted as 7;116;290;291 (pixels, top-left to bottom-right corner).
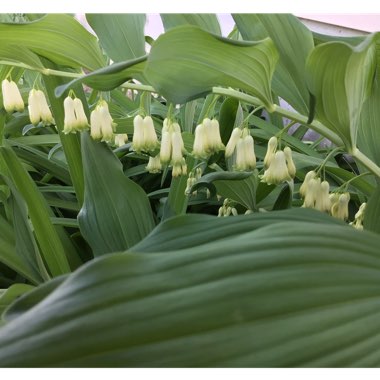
331;192;350;220
225;128;242;158
299;171;317;198
172;157;187;177
349;202;366;230
243;135;256;170
132;115;145;152
73;98;89;130
302;177;321;208
146;154;162;173
160;131;172;164
314;180;331;212
28;89;54;125
192;123;209;159
264;136;278;169
171;131;184;164
2;79;24;113
262;150;291;185
89;100;115;142
143;116;159;151
284;146;296;178
63;97;76;134
114;134;128;147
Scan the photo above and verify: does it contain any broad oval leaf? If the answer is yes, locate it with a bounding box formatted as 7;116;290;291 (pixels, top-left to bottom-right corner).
306;33;378;151
0;214;379;367
0;14;104;70
78;133;155;257
145;25;278;109
86;14;146;62
161;14;221;35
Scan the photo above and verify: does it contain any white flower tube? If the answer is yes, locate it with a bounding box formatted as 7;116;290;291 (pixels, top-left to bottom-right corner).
143;116;158;151
262;150;291;185
315;180;331;212
171;131;184;164
160;131;172;164
264;136;278;169
235;138;247;171
99;103;114;142
132;115;145;152
63;97;76;134
225;128;242;158
243;135;256;170
28;89;42;125
90;108;102;140
114;134;128;147
146;154;162;173
73;98;89;130
284;146;296;178
36;90;54;124
2;79;24;113
192;123;209;159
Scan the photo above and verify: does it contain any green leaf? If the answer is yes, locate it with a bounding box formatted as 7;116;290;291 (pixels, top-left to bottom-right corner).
2;212;378;367
218;97;240;145
145;25;278;109
0;146;70;277
86;14;146;62
273;181;293;210
161;14;221;35
306;33;378;151
78;133;155;257
233;14;314;114
55;56;147;98
0;284;34;319
363;185;380;234
0;14;104;70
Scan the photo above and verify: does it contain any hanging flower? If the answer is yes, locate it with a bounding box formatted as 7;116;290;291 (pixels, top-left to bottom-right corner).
146;154;162;173
63;97;89;134
132;115;159;153
263;136;278;169
225;128;242;158
262;150;292;185
314;180;331;212
28;89;54;125
159;118;187;177
218;198;238;217
299;171;317;198
331;192;350;220
349;202;366;230
284;146;296;178
185;167;203;196
90;100;115;142
192;118;224;159
114;134;128;147
1;79;24;113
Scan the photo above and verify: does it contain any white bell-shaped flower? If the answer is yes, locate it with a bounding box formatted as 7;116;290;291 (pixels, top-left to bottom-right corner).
192;123;209;159
243;135;256;170
234;138;247;171
36;90;54;124
284;146;296;178
98;103;114;142
331;192;350;220
264;136;278;169
132;115;145;152
225;128;242;158
143;116;159;151
114;134;128;147
2;79;24;113
171;131;184;165
160;131;172;164
314;180;331;212
90;108;102;140
300;171;317;198
146;154;162;173
262;150;291;185
63;97;76;134
73;98;89;130
302;178;321;208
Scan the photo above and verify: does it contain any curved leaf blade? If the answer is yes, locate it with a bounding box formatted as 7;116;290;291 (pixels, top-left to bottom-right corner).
161;14;221;35
145;25;278;108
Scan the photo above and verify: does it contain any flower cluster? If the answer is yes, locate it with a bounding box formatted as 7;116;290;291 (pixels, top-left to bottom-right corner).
63;96;89;134
300;170;351;220
90;100;115;142
132;115;159;153
225;128;256;171
28;89;54;125
160;118;187;177
185;167;202;196
218;198;238;217
1;79;24;113
262;137;296;185
349;202;366;230
192;118;224;159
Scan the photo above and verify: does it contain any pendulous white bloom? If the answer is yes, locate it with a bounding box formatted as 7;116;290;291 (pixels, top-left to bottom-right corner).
302;177;321;209
159;118;187;177
90;100;115;142
192;122;209;159
331;192;350;220
349;202;366;230
225;128;242;158
73;98;89;130
114;133;128;147
299;171;317;198
28;89;54;125
264;136;278;169
284;146;296;178
146;154;162;173
218;198;238;217
262;150;292;185
2;79;24;113
132;115;158;153
63;97;76;134
314;180;331;212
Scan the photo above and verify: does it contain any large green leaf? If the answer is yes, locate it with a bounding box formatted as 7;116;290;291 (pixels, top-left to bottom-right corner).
161;14;221;35
86;14;146;62
0;14;104;70
233;14;314;114
363;185;380;235
78;133;155;257
1;211;379;367
306;33;378;151
0;147;71;277
145;25;278;109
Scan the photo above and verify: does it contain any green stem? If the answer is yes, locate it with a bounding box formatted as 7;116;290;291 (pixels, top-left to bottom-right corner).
352;148;380;179
316;146;344;176
121;82;156;92
212;87;344;147
0;60;82;78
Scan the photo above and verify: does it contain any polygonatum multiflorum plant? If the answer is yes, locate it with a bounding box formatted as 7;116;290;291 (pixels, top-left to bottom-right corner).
0;13;380;367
